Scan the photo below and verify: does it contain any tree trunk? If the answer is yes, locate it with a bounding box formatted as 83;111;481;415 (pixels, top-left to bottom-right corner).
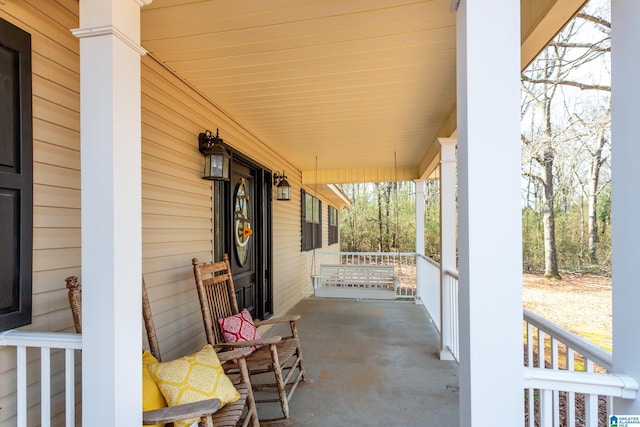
587;131;606;264
350;184;359;251
542;147;560;278
375;183;384;251
383;183;392;252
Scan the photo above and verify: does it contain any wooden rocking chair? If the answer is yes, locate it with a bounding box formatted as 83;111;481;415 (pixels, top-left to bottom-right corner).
65;276;259;427
192;255;308;423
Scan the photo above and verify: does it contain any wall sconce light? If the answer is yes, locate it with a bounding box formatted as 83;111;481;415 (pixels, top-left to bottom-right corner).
198;129;230;181
273;171;291;201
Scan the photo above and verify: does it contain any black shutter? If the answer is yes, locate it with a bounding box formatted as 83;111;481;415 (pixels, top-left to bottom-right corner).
301;190;309;251
0;19;33;331
315;200;322;248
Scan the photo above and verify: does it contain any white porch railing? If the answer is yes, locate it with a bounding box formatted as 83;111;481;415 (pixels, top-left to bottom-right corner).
305;251;417;298
443;269;459;362
419;254;637;426
417;254;441;330
0;330;82;427
417;254;459;362
524;309;638;426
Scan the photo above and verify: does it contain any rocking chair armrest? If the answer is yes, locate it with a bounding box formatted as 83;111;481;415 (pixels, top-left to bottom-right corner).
213;336;282;349
143;398;221;425
217;348;253;362
254;314;300;326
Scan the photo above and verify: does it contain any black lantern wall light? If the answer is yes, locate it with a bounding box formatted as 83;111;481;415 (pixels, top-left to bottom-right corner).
273;171;291;201
198;129;231;181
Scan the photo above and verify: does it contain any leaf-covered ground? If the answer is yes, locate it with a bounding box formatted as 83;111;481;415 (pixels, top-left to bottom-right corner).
523;272;612;352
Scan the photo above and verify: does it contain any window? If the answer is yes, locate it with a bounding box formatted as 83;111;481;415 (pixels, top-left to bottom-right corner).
328;206;338;245
0;19;33;331
301;190;321;251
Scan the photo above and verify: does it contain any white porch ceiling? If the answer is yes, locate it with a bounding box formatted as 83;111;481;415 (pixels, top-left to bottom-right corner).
141;0;586;183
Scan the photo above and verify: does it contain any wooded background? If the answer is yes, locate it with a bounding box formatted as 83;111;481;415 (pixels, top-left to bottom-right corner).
338;0;611;277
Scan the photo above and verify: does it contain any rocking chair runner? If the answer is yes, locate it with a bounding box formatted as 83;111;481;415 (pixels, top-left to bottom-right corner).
192;255;308;422
65;276;259;427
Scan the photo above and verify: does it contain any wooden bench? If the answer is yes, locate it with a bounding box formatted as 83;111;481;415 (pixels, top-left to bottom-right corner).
313;264;399;299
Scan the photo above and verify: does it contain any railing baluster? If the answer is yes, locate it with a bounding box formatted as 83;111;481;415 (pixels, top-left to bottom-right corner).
17;345;27;427
551;338;559;427
566;348;576;427
584;359;598;427
41;347;51;427
527;323;534;368
526;322;534;427
541;388;553;426
65;348;75;427
538;330;546;368
452;277;458;359
538;327;544;426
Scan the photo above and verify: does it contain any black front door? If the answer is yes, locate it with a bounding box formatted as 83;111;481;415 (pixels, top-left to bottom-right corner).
213;153;273;319
229;161;257;317
214;154;273;320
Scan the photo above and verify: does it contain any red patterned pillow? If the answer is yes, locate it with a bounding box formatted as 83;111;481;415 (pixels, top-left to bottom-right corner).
218;308;262;353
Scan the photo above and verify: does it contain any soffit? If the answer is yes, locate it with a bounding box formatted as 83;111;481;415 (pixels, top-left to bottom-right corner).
141;0;456;182
141;0;585;184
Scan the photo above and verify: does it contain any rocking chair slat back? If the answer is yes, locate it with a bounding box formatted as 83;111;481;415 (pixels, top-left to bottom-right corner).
192;256;239;345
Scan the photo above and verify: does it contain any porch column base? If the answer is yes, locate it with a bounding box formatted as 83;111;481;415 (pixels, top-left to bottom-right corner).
438;346;456;361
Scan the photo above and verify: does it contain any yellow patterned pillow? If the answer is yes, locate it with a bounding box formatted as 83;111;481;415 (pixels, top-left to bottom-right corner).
142;350;167;427
147;344;240;427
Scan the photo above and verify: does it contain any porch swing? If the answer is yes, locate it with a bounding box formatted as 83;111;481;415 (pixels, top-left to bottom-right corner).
312;153;402;300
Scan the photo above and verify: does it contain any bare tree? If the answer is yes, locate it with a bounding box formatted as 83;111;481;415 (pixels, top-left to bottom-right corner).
521;1;610;277
522;46;566;278
587;131;608;263
569;109;611;265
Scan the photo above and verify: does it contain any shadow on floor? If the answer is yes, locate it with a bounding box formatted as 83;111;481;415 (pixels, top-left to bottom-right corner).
254;297;459;427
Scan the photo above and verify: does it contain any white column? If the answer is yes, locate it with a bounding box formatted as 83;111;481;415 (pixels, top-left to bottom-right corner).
456;0;523;425
611;0;640;414
438;138;456;361
414;180;428;306
73;0;150;424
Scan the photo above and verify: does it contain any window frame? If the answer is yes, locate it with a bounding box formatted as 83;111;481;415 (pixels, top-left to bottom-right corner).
301;190;322;251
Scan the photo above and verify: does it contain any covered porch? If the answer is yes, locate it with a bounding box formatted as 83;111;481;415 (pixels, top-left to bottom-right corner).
1;0;640;425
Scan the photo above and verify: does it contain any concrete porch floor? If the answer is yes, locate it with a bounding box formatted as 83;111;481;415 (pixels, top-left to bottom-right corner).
255;297;459;426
